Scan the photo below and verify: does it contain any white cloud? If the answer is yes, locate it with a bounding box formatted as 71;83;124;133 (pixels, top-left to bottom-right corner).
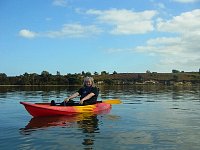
133;9;200;71
87;9;157;35
172;0;200;3
157;9;200;34
106;48;132;53
45;23;102;38
135;35;200;71
19;29;37;38
52;0;68;7
136;37;182;55
19;24;102;39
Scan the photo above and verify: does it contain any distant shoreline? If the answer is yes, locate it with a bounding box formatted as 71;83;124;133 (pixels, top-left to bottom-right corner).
0;84;162;86
0;72;200;86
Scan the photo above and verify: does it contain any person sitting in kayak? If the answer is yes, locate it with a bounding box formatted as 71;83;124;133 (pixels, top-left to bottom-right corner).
65;76;99;105
51;77;98;106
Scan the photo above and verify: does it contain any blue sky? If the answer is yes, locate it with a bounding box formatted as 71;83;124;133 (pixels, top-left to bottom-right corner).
0;0;200;76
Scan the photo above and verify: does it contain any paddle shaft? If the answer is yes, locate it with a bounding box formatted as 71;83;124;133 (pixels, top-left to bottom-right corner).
35;99;121;105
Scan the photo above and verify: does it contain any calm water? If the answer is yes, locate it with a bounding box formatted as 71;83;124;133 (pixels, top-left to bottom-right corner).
0;85;200;150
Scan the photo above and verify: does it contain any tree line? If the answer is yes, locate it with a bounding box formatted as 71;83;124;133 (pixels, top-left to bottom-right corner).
0;70;200;85
0;71;113;85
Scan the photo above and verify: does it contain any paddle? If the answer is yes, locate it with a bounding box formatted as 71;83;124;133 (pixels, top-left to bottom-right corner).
102;99;122;104
36;99;122;105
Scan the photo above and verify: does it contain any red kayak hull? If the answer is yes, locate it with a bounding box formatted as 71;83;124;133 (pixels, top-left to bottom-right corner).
20;102;111;117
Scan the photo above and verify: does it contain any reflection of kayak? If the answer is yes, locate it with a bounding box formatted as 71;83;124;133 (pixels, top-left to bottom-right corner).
20;101;111;117
20;109;110;133
23;115;78;130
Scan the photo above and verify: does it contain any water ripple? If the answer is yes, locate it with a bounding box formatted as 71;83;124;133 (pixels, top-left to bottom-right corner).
0;85;200;150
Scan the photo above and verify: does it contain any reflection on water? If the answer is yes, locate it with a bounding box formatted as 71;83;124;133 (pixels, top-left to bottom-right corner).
20;109;110;133
0;85;200;150
77;115;99;146
20;115;87;133
20;109;111;148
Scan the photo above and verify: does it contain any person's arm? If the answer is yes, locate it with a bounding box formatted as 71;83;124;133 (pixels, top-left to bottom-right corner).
64;92;79;102
79;93;95;104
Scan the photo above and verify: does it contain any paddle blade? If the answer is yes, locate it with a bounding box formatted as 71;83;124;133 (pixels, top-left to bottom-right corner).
103;99;122;104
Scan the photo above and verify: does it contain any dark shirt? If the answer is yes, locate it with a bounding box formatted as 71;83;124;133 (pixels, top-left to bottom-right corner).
78;86;99;103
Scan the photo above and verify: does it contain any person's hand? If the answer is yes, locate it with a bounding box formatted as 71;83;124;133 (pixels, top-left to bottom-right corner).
64;98;70;102
79;99;84;105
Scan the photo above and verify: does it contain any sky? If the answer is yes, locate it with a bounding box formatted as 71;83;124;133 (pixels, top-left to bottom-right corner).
0;0;200;76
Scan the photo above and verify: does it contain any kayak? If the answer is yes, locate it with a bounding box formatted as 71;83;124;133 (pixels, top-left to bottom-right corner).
20;101;112;117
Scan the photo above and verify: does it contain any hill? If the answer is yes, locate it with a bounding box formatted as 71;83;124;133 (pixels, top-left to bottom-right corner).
94;72;200;85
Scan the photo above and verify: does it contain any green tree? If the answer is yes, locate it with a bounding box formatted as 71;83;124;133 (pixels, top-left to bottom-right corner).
94;71;99;75
56;71;61;76
66;74;82;85
0;73;8;85
41;71;50;76
146;70;151;74
81;71;85;76
172;69;180;73
22;72;31;85
113;71;117;74
85;72;92;76
30;73;39;85
101;71;109;75
41;71;51;84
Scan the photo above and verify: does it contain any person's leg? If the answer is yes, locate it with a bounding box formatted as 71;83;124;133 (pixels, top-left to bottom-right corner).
60;100;76;106
50;100;56;106
83;100;96;105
